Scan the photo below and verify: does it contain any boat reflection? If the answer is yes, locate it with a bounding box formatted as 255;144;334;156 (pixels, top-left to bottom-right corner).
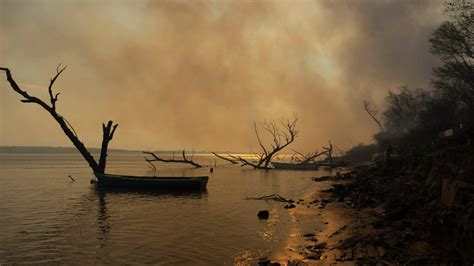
93;185;208;197
92;186;208;248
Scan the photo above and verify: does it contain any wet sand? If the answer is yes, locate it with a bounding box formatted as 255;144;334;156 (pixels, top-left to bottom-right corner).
267;177;440;265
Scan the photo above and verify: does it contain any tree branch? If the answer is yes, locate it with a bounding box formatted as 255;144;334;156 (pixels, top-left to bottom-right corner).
291;148;328;164
363;100;383;131
143;150;202;168
48;64;66;110
228;154;262;168
98;121;119;173
212;152;238;164
234;115;298;169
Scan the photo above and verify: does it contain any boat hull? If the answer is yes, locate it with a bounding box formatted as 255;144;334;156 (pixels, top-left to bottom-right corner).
95;173;209;190
271;162;319;170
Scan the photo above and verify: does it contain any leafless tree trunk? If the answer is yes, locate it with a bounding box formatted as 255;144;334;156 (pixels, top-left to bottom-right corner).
143;150;202;168
363;100;383;131
0;66;118;174
230;116;298;169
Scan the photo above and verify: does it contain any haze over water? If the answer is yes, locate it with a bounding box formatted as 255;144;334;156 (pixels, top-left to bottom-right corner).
0;151;330;264
0;0;445;151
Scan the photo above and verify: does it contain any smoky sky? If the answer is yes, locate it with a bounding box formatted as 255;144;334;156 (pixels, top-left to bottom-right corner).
0;0;444;152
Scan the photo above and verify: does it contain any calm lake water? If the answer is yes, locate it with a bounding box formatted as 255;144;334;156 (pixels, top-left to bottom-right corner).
0;152;330;265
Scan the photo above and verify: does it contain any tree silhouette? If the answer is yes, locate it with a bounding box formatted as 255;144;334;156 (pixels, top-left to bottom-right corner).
0;66;118;174
230;116;298;169
430;0;474;120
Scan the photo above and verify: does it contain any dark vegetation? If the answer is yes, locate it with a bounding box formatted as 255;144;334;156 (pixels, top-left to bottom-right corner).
341;143;379;163
330;145;474;263
345;0;473;160
336;1;474;262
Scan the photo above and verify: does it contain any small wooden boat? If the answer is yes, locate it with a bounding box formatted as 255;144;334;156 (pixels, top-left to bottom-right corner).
94;173;209;190
271;162;319;170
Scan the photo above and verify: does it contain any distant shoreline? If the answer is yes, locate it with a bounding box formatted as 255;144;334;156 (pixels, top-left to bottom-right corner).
0;146;239;155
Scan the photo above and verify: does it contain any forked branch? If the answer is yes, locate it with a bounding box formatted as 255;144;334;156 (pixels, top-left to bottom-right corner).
48;64;66;110
143;150;202;168
291;148;328;164
233;115;299;169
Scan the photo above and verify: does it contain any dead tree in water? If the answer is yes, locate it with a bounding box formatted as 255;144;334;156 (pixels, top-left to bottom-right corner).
0;66;118;174
143;150;202;168
322;140;334;167
291;149;328;164
212;152;238;164
230;116;298;169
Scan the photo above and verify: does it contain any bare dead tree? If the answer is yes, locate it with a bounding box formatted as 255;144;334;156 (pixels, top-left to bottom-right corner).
212;152;238;164
332;143;345;157
143;150;202;168
289;152;299;163
230;116;298;169
363;100;383;131
322;140;334;167
291;148;328;164
0;66;118;174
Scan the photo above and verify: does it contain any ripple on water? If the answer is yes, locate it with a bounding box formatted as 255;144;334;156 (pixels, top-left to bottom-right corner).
0;153;329;264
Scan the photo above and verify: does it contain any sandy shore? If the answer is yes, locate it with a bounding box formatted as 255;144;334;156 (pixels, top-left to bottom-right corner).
264;175;441;265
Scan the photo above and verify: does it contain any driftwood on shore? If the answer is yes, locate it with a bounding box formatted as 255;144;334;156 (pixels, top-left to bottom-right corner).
245;193;293;202
143;150;202;168
0;65;118;174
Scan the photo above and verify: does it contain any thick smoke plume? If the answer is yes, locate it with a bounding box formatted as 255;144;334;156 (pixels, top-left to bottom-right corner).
0;0;444;152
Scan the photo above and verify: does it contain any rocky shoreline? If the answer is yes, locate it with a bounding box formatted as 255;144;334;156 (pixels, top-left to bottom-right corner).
326;143;474;264
260;142;474;265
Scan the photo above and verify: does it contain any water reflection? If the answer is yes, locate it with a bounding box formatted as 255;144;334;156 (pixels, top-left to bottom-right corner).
94;185;208;197
0;153;329;264
92;186;209;245
257;207;280;242
96;189;110;243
